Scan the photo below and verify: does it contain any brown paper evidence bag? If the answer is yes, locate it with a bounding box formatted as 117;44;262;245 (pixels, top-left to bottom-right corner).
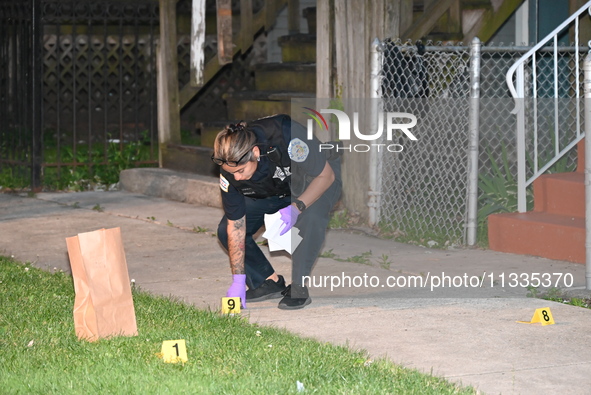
66;227;138;342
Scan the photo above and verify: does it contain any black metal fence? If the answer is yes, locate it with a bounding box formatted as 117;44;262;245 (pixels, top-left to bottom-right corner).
0;0;160;191
0;0;43;189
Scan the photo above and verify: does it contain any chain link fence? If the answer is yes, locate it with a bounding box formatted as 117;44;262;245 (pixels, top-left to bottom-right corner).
377;40;470;245
375;39;585;246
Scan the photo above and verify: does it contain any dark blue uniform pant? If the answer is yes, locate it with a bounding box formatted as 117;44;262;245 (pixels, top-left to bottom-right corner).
217;179;342;290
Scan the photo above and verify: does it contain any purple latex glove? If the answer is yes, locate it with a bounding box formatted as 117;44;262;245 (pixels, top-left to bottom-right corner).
279;204;300;236
226;274;246;308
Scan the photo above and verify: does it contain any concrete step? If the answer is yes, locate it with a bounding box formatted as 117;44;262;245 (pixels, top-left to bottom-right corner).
119;168;221;208
254;62;316;93
488;211;584;263
223;90;313;121
278;33;316;63
533;172;585;218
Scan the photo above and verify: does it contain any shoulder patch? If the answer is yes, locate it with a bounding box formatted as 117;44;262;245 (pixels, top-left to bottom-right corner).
219;174;229;192
288;138;309;163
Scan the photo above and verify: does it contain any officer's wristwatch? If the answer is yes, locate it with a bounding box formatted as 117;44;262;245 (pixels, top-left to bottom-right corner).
293;199;306;212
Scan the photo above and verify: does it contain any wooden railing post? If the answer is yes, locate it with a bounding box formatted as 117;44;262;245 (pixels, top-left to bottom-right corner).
240;0;253;53
399;0;413;36
191;0;206;87
266;0;277;30
216;0;233;65
449;0;461;34
157;0;181;166
288;0;300;34
316;0;333;100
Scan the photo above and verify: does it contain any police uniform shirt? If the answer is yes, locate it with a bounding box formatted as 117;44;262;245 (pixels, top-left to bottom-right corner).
219;117;326;221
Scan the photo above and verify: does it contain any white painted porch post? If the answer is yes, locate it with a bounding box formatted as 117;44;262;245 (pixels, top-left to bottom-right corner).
190;0;206;87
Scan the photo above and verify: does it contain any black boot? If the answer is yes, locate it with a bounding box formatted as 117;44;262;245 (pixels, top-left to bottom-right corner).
246;275;287;302
278;283;311;310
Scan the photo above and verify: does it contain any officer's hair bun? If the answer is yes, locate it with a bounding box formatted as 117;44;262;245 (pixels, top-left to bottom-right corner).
226;122;246;134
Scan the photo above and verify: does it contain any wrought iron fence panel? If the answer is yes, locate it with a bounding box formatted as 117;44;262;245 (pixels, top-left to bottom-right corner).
40;0;160;187
0;0;41;188
1;0;160;190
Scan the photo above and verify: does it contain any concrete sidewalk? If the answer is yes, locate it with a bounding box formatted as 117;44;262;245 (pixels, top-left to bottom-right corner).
1;189;591;394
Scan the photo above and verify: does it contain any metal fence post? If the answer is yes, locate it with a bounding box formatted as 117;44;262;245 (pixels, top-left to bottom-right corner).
466;37;481;245
368;38;382;227
31;0;43;191
583;44;591;290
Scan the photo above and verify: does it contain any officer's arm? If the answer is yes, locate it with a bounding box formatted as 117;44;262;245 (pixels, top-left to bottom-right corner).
296;161;335;210
227;215;246;274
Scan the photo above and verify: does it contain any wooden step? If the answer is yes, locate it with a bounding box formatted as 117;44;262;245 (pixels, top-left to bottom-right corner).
196;121;232;148
488;211;585;263
278;34;316;63
533;172;585;218
223;90;313;121
254;63;316;93
161;144;218;177
423;32;464;42
411;1;492;14
461;0;493;11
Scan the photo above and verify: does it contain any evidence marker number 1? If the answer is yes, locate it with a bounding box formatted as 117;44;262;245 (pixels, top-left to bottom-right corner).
161;339;188;363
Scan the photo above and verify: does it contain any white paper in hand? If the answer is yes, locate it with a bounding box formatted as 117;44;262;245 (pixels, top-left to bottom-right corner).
262;212;302;254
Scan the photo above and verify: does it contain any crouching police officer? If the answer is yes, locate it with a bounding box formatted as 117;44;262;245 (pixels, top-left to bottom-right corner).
212;114;342;309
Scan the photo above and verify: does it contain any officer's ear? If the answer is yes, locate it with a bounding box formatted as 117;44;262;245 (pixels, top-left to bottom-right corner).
252;145;260;159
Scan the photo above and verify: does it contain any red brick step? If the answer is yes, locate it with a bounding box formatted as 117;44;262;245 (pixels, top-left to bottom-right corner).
533;172;585;218
488;211;584;263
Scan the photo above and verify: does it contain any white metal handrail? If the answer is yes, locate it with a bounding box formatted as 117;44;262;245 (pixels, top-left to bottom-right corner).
506;1;591;212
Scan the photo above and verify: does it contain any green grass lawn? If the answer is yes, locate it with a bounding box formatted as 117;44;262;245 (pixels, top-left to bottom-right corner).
0;256;476;394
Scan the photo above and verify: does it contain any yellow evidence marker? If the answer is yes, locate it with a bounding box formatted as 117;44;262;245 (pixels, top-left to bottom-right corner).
517;307;555;326
161;339;188;363
221;297;241;314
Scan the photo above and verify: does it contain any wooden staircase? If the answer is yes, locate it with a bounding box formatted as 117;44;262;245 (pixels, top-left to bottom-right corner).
488;141;586;263
176;6;318;176
193;0;520;147
162;0;523;176
221;33;316;122
163;0;310;176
